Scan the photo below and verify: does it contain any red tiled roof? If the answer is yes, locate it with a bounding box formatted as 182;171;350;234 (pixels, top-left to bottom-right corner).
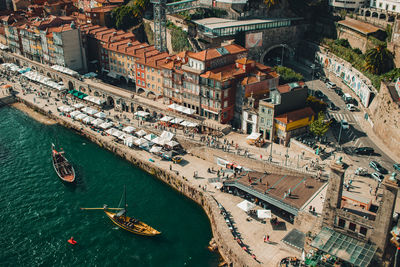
275;107;314;124
189;44;247;61
277;81;305;93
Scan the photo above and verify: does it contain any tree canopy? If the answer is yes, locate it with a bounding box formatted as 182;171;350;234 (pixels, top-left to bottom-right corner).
273;66;304;85
111;5;140;30
364;45;394;75
309;111;329;137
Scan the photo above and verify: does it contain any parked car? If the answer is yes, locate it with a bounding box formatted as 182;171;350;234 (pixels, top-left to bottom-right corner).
343;93;353;103
319;76;329;83
346;104;356;112
172;156;182;164
394;163;400;172
371;172;384;182
329;102;340;111
355;167;368;176
334;87;343;96
326;81;336;89
314;90;325;99
369;161;388;174
354;147;374;155
341;119;349;130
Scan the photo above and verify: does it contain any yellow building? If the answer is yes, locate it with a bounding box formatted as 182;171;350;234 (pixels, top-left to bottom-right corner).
274;107;315;146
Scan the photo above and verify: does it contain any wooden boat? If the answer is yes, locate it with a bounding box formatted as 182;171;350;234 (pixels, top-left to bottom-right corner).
51;144;75;183
81;187;161;236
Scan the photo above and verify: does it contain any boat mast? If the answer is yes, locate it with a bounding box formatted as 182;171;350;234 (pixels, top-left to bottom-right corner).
124;185;127;221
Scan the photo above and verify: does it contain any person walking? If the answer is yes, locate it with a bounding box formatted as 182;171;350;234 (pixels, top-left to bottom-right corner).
266;235;270;242
263;235;266;243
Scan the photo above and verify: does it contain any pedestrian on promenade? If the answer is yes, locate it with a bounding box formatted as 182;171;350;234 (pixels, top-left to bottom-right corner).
263;235;266;243
170;165;172;171
266;235;270;242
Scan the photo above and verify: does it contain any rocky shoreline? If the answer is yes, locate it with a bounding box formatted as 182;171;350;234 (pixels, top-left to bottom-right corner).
13;96;259;266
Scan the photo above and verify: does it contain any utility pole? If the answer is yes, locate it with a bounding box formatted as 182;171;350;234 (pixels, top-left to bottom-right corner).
268;140;273;162
285;146;289;166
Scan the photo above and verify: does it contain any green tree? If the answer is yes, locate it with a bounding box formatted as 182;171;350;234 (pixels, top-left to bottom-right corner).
309;111;329;137
171;27;192;52
364;45;394;74
264;0;278;8
273;66;304;85
111;5;140;30
334;38;351;48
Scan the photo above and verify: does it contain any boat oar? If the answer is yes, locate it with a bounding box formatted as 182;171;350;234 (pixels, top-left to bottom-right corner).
80;207;124;210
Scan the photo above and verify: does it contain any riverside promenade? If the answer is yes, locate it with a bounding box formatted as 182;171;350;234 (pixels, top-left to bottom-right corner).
1;77;319;266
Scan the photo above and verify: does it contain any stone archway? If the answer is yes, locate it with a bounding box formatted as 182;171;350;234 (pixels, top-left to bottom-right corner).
261;44;295;66
146;91;156;99
388;15;395;22
365;10;371;17
107;96;115;107
47;72;52;79
145;108;150;113
379;13;386;20
137;105;144;111
372;12;378;18
94;91;100;97
137;88;146;95
79;86;86;92
68;81;74;91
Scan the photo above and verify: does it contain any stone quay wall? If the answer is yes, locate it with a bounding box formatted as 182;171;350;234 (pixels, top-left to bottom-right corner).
16;97;258;267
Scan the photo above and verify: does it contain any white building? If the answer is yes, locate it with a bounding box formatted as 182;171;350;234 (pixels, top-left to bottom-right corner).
370;0;400;12
329;0;368;10
316;51;374;107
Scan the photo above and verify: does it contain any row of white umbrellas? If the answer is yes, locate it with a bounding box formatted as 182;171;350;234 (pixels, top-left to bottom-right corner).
159;116;198;127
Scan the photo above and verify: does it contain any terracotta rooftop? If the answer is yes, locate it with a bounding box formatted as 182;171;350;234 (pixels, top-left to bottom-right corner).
236;57;254;65
189;44;247;61
277;81;305;93
338;18;380;35
200;63;245;82
86;5;118;13
275;107;314;124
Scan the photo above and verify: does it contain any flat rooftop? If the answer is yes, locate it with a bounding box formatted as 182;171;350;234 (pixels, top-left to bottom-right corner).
338;18;380;35
225;171;326;211
193;17;291;30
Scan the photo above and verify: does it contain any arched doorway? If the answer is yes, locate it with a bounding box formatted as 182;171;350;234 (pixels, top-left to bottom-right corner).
68;81;74;91
94;91;100;97
365;10;371;16
107;96;115;107
261;44;295;67
388;15;395;22
137;105;144;111
372;12;378;18
146;91;156;99
137;88;145;95
379;13;386;20
47;72;52;79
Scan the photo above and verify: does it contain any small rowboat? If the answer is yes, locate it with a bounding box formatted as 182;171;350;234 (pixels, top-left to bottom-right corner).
51;144;75;183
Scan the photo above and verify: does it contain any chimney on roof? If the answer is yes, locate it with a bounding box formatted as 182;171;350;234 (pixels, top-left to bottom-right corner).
127;42;132;47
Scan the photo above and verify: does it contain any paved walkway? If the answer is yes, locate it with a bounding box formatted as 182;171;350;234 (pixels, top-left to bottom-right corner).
4;74;307;266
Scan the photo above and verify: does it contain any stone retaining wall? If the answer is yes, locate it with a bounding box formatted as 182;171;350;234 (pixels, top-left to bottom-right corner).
17;97;258;266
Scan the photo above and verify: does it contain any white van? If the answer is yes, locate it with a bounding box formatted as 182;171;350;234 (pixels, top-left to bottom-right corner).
342;93;352;103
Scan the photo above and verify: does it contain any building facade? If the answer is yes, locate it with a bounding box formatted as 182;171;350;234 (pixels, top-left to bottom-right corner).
258;82;308;142
329;0;368;10
370;0;400;12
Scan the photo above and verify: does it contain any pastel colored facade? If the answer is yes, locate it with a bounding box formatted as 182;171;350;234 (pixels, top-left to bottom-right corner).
258;82;308;142
274;107;315;146
85;5;117;27
2;16;86;71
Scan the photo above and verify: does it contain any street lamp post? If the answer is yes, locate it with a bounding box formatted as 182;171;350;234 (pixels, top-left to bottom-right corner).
268;139;273;162
285;146;289;166
311;64;315;90
281;46;285;66
338;120;343;149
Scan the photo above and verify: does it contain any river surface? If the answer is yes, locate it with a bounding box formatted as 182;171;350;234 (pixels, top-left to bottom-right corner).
0;106;219;266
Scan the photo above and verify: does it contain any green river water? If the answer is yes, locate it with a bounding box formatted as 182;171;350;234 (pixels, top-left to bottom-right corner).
0;106;219;266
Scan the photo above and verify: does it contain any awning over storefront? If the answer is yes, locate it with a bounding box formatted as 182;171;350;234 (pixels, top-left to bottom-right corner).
311;227;377;267
69;89;87;99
